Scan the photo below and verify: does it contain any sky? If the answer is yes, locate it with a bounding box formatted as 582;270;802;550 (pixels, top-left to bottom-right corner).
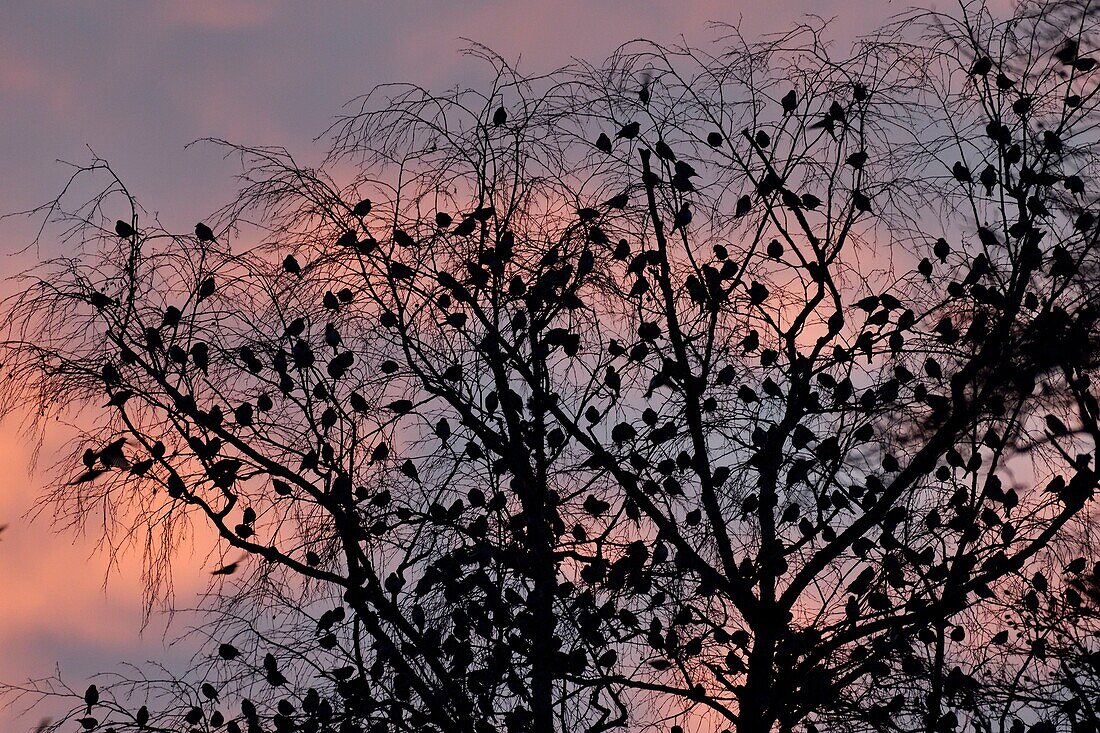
0;0;1005;729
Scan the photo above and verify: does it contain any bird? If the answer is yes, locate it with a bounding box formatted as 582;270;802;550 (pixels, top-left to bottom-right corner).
952;161;972;183
452;217;478;236
852;190;872;213
604;192;629;209
283;254;301;275
674;160;698;179
707;131;723;147
933;237;951;262
84;684;99;713
971;56;993;76
195;223;215;242
748;281;769;305
264;654;287;686
918;257;933;281
670;202;692;231
197;276;216;300
781;89;798;114
583;495;611;516
492;106;507;126
435;418;451;441
114;220;135;238
385;572;405;594
211;559;242;576
654;139;676;161
616;121;640;139
69;467;106;485
104;390;133;407
1055;40;1079;66
595;133;612;153
809;114;836;138
99;438;129;469
734;195;752;217
846;150;868;169
352;199;372;216
979;165;997;194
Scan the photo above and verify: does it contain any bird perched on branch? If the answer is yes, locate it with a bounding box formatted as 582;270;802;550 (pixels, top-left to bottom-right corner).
70;438;129;484
670;202;692;232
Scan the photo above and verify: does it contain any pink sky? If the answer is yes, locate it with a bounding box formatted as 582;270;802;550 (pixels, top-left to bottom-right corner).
0;0;1009;729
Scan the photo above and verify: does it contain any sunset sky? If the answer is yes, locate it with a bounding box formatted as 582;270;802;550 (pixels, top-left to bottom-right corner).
0;0;1002;728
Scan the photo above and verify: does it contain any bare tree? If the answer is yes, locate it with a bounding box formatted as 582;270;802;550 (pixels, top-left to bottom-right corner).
6;2;1100;732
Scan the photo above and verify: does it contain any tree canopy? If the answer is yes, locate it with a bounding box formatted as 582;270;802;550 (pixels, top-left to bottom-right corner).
5;2;1100;732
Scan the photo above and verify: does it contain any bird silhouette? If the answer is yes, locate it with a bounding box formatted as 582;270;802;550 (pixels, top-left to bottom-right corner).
654;139;676;161
69;467;106;485
734;195;752;218
264;653;287;686
781;89;798;114
197;276;216;300
211;557;244;576
979;165;997;194
846;150;868;169
616;121;640;139
971;56;992;76
748;281;769;305
670;202;692;231
452;216;478;236
674;161;698;180
104;390;133;407
114;220;135;238
852;190;872;213
283;254;301;275
493;106;507;126
84;685;99;714
99;438;128;468
595;133;612;153
604;192;629;209
195;223;215;242
809;115;835;138
583;495;611;516
352;199;372;216
918;257;933;281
